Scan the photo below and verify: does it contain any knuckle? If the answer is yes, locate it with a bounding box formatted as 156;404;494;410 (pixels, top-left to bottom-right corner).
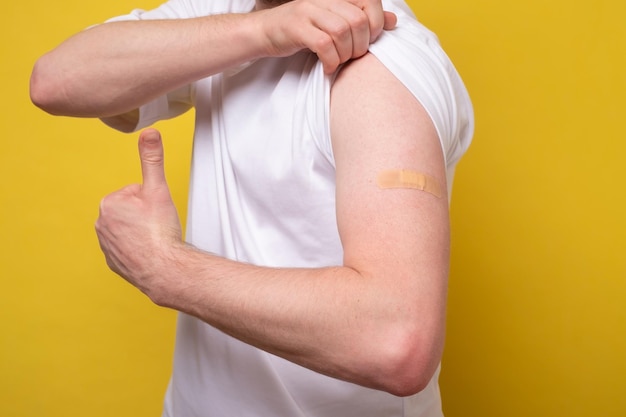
142;151;164;166
353;44;368;58
313;34;334;53
98;196;109;214
329;21;351;39
94;212;108;236
348;11;368;29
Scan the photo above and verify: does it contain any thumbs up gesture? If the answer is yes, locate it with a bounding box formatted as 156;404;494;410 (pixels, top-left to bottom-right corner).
95;128;182;298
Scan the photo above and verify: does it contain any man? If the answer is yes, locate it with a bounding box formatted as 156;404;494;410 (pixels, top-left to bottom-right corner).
30;0;473;415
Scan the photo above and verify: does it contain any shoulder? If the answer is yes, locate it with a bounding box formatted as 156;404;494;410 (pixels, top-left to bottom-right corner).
330;52;431;136
363;11;474;168
330;52;442;172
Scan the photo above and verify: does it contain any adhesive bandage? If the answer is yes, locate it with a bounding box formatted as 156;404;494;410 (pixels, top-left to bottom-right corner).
376;169;443;198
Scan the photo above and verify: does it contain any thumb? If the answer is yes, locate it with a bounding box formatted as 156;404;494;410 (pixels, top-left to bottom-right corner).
383;11;397;31
138;128;168;193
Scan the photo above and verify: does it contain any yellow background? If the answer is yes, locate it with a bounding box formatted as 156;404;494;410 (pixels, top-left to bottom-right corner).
1;0;624;416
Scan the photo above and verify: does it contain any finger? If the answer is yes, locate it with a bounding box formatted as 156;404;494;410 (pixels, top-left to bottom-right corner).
303;7;349;72
341;3;370;58
309;4;368;72
327;1;370;58
304;23;341;73
355;0;384;42
138;128;167;193
314;35;341;74
383;11;397;31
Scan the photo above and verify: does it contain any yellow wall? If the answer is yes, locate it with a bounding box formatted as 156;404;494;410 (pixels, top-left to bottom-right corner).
2;0;624;416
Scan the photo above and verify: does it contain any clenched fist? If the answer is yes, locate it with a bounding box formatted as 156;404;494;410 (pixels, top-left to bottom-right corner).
257;0;397;73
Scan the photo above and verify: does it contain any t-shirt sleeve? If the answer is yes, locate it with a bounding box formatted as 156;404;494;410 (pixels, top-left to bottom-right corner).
368;0;474;170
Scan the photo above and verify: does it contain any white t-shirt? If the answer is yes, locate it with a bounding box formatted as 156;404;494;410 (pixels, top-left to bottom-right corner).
107;1;473;416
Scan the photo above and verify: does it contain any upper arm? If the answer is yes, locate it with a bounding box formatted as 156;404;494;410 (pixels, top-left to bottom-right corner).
330;52;450;369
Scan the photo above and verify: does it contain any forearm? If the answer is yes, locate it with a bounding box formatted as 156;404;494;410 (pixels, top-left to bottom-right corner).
30;13;264;117
31;0;398;118
151;243;445;396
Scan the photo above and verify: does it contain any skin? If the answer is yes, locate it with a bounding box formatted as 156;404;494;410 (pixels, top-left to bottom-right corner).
31;0;449;396
30;0;396;119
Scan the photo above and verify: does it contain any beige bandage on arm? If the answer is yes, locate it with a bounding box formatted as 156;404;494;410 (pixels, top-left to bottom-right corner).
377;169;443;198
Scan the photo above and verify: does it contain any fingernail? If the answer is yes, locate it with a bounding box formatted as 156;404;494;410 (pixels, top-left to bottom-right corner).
143;129;160;145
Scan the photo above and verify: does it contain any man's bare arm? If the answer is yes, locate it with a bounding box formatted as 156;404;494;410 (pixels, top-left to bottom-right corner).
30;13;269;119
30;0;395;120
94;52;446;396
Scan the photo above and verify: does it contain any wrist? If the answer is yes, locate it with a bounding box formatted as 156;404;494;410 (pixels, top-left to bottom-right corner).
146;240;193;309
246;9;277;60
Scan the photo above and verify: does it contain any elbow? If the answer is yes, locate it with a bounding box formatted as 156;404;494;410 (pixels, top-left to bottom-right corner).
30;55;69;115
372;326;444;397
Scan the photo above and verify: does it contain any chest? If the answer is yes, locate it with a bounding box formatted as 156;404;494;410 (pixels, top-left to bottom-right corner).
203;55;335;194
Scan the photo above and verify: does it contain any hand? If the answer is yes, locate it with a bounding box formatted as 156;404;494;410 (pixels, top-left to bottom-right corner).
259;0;397;73
95;129;182;297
